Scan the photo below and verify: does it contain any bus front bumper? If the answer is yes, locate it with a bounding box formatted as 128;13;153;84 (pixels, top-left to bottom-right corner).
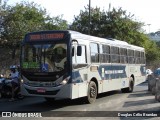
20;83;72;99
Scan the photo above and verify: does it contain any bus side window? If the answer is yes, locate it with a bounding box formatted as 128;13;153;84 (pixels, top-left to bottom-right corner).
141;51;145;64
76;45;86;63
90;43;99;63
77;46;82;56
120;48;127;63
73;45;87;69
111;46;119;63
128;49;134;64
100;44;110;63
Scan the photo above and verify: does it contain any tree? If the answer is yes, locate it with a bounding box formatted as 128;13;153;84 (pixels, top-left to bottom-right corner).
70;6;160;65
0;1;68;48
70;6;145;44
0;0;8;45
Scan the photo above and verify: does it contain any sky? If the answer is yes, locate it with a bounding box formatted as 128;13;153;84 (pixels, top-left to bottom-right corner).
5;0;160;33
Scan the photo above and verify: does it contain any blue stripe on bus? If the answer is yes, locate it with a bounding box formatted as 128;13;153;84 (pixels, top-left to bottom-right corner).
72;71;83;83
71;65;127;83
71;65;145;83
98;65;127;80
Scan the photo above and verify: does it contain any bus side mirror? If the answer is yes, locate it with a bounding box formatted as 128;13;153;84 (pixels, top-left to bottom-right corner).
77;46;82;56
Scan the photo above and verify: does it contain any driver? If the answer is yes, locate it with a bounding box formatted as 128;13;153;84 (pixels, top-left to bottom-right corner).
54;46;66;71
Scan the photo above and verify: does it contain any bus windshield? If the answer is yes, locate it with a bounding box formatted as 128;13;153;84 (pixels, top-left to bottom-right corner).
21;43;67;72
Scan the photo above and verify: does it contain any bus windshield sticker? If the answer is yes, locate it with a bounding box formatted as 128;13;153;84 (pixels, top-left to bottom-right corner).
22;62;40;68
41;63;48;72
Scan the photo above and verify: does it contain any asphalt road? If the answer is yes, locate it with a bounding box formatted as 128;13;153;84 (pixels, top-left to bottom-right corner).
0;82;160;120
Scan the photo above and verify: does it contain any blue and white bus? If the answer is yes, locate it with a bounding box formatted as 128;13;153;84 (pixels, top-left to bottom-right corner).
20;30;146;103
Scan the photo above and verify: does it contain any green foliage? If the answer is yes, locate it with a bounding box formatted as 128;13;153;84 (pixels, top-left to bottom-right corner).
71;6;143;43
1;2;160;66
144;38;160;62
70;6;160;64
0;1;68;47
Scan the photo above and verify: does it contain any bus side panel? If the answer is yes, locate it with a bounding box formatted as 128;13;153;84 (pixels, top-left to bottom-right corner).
70;82;88;99
128;65;146;86
102;79;129;92
98;64;130;92
78;83;88;97
133;65;146;85
71;69;88;99
102;79;122;92
55;84;72;99
88;65;103;93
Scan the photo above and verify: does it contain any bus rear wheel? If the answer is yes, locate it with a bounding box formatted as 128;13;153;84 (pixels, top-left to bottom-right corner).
86;81;97;104
121;77;134;93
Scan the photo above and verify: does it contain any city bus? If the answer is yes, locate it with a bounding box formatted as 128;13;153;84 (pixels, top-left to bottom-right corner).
20;30;146;103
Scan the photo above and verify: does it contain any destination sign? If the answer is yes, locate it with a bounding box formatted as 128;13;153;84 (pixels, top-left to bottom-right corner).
29;33;64;41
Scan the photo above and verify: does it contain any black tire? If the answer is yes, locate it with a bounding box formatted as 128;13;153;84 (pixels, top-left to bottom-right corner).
121;77;134;93
45;97;56;103
148;82;151;91
17;93;24;99
0;92;2;98
86;81;97;104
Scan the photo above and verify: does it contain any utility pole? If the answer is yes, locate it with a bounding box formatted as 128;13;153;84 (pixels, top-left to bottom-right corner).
147;24;151;33
89;0;91;35
0;0;2;39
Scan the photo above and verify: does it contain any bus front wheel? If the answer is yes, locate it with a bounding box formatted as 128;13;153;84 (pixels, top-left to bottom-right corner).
86;81;97;104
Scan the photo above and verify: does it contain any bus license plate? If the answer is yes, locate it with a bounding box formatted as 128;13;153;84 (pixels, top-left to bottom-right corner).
37;88;46;93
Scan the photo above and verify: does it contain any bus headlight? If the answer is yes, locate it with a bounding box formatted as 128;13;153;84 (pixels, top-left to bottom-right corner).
60;76;70;85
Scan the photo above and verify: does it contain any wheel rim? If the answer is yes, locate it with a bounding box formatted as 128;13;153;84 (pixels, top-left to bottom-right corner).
90;86;96;98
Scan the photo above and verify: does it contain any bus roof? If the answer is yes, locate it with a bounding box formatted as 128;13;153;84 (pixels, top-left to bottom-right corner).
24;30;144;51
69;30;144;51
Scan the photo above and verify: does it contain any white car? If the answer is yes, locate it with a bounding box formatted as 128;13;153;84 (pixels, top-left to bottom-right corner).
146;69;153;76
146;69;153;82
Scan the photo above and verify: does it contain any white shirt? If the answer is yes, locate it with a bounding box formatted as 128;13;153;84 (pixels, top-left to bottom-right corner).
55;57;66;71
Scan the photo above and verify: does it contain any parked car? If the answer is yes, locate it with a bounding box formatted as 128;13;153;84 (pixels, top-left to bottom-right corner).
154;68;160;77
146;69;153;82
146;69;153;76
